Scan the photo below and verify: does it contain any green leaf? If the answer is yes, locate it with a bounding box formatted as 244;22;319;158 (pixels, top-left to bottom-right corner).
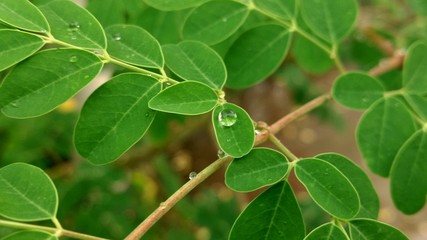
300;0;358;43
295;158;360;219
315;153;379;219
137;7;190;44
292;35;334;75
39;0;106;49
143;0;209;11
212;103;254;158
225;24;291;89
333;72;385;110
404;94;427;121
0;49;103;118
356;97;418;177
1;231;57;240
253;0;297;22
149;81;218;115
105;24;164;68
182;0;249;45
86;0;126;27
225;148;289;192
402;41;427;94
0;0;49;33
162;41;226;89
0;30;44;71
229;181;305;240
350;219;409;240
0;163;58;221
304;223;347;240
390;130;427;214
408;0;427;15
75;73;161;165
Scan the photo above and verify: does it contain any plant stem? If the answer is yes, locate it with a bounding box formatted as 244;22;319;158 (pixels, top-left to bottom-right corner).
124;156;233;240
368;50;405;77
0;219;107;240
269;134;299;161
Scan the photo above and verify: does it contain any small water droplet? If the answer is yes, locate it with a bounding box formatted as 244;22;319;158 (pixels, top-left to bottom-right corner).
69;56;78;62
222;17;227;22
112;33;121;41
68;21;80;32
218;109;237;127
10;102;18;108
145;113;150;118
217;149;226;158
189;172;197;180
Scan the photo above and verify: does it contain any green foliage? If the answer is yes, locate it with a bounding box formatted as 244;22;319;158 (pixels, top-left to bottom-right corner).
0;163;58;221
0;0;424;239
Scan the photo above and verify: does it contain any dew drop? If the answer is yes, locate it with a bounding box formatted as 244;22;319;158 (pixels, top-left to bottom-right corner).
189;171;197;180
218;109;237;127
68;21;80;32
222;17;227;22
112;33;121;41
217;149;226;158
69;56;78;62
10;102;18;108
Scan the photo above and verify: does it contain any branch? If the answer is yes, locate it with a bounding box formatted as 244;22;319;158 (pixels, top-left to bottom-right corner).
368;50;406;77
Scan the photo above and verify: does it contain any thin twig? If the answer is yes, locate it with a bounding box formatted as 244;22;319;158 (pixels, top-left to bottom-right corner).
368;50;406;77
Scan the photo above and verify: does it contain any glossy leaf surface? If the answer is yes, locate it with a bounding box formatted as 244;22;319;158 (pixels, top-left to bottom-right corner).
225;24;291;89
300;0;358;43
149;81;218;115
253;0;297;22
402;41;427;94
316;153;379;218
75;73;161;164
356;97;418;176
106;24;164;68
0;30;44;71
39;0;106;49
143;0;209;11
0;49;103;118
162;41;226;89
333;72;385;110
229;181;305;240
295;158;360;219
212;103;254;158
225;148;288;192
350;219;409;240
0;163;58;221
0;0;49;32
182;0;249;45
390;130;427;214
2;231;57;240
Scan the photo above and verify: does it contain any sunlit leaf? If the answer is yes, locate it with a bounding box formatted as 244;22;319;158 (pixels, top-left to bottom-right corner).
304;223;347;240
2;231;57;240
350;219;409;240
0;0;49;32
143;0;209;11
402;41;427;94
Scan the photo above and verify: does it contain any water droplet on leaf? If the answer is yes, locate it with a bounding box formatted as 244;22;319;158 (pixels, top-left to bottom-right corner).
68;21;80;32
69;56;78;62
218;109;237;127
222;17;227;22
112;33;121;41
189;172;197;180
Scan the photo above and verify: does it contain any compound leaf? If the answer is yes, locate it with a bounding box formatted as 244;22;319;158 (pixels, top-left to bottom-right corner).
39;0;106;49
225;24;291;89
350;219;409;240
304;223;347;240
356;97;418;177
390;130;427;214
182;0;249;45
300;0;358;43
0;0;49;33
162;41;226;89
0;49;103;118
229;181;305;240
75;73;161;165
0;163;58;221
212;103;254;158
333;72;385;110
2;231;57;240
105;24;163;68
149;81;218;115
0;29;44;71
316;153;379;219
295;158;360;219
225;148;289;192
